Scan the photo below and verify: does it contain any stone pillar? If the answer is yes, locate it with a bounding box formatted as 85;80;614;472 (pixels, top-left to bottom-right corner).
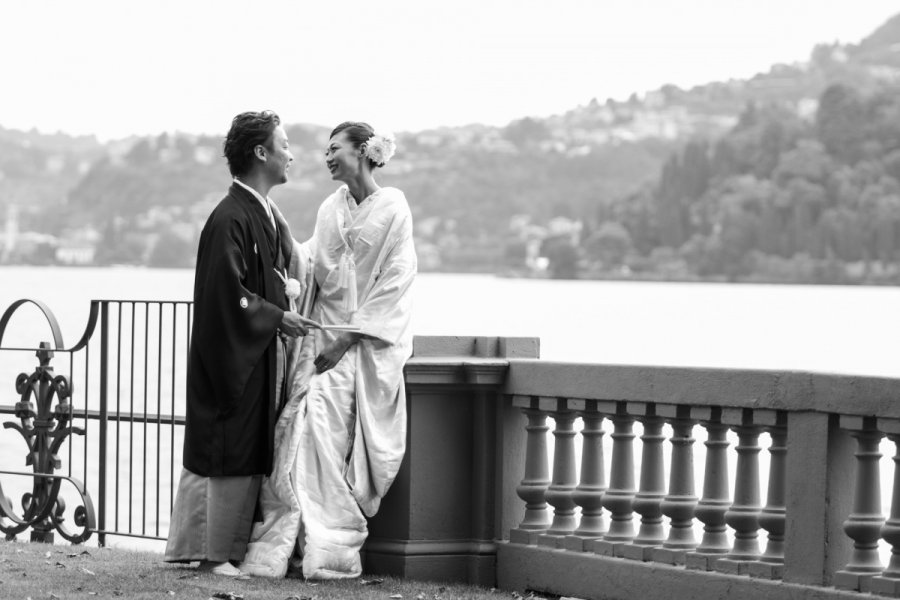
594;403;636;557
538;397;578;548
509;396;551;545
624;403;667;561
365;335;539;586
654;404;698;565
564;399;610;552
686;407;731;571
749;412;787;579
835;415;885;592
716;408;768;575
782;412;854;587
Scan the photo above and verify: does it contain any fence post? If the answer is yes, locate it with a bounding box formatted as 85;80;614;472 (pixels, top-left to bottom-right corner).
97;302;108;547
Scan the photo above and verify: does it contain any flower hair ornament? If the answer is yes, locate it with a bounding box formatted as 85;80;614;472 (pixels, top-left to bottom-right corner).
363;131;396;167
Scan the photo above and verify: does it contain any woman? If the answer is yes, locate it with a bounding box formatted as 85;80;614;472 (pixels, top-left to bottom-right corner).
241;122;417;579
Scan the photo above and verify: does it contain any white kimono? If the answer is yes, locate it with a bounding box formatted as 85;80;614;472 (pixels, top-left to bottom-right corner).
241;185;416;579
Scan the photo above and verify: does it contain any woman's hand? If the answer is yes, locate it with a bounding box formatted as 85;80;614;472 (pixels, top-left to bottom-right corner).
314;333;361;373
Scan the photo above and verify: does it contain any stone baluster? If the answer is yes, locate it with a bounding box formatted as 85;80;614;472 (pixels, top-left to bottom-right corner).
654;405;698;565
594;402;636;557
716;408;768;575
624;403;667;561
564;399;611;552
835;416;885;593
509;396;551;545
749;412;787;579
687;407;732;571
873;421;900;596
538;397;578;548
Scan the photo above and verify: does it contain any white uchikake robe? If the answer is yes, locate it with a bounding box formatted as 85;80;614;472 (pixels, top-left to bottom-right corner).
241;186;416;579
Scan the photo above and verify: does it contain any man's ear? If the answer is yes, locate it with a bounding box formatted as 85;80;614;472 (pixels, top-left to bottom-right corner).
254;144;267;162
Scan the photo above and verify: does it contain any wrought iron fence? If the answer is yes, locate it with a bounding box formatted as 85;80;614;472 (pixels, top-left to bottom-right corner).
0;298;192;546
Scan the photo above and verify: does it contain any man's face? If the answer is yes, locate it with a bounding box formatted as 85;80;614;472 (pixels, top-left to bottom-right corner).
262;125;293;185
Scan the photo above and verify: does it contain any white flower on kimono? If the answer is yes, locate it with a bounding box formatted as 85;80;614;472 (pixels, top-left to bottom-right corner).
364;132;396;167
284;277;301;301
274;268;301;309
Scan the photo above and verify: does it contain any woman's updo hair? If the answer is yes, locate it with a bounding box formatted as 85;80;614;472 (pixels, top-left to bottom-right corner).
330;121;382;169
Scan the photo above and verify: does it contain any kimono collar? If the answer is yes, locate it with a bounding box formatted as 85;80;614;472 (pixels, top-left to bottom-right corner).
234;178;276;229
342;185;381;215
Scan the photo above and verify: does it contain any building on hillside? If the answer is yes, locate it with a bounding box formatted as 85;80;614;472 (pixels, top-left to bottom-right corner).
55;226;100;265
2;203;18;262
1;231;58;263
55;242;96;265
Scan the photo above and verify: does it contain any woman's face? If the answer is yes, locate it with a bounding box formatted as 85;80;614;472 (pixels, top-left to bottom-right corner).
324;131;362;183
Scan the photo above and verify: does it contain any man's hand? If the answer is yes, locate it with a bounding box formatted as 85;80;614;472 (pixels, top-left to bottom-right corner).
280;311;309;337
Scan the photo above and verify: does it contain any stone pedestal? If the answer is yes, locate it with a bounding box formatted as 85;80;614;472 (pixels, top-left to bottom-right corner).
364;335;539;586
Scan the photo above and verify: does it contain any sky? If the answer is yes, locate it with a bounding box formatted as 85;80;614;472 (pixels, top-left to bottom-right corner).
1;0;898;141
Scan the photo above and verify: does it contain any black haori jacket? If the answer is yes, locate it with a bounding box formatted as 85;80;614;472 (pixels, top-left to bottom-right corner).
183;183;292;477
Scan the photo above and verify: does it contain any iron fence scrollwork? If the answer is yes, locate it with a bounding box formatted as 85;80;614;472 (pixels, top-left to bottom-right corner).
0;300;96;543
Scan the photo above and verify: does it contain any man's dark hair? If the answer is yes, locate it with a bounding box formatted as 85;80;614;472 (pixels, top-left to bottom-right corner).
223;110;281;177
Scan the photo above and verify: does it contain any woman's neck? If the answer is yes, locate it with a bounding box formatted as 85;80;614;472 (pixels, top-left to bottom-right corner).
345;173;379;205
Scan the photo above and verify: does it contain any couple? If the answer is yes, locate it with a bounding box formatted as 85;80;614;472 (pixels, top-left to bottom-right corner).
163;111;417;580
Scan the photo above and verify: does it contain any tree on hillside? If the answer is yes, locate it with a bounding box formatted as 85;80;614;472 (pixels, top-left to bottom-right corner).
655;157;691;248
817;84;866;164
772;140;833;185
584;221;632;269
148;230;195;268
611;187;657;255
784;177;828;257
503;117;550;147
884;149;900;183
865;89;900;157
540;234;579;279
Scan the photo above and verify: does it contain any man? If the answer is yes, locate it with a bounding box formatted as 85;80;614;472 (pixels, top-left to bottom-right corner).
164;110;308;576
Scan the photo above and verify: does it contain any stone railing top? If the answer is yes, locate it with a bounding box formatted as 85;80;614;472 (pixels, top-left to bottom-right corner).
404;335;539;388
411;335;540;359
504;360;900;419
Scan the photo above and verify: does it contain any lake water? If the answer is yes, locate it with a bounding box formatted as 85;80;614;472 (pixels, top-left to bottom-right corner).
2;265;900;376
1;266;898;557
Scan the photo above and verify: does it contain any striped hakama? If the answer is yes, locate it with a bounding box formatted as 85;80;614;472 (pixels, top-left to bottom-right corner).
164;471;262;563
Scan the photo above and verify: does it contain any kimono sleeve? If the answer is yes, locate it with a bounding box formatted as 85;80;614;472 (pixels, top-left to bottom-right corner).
193;211;284;407
349;211;417;344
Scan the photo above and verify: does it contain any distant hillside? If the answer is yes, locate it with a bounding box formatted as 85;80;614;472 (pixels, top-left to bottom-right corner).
855;12;900;66
1;11;899;282
570;12;900;284
586;81;900;284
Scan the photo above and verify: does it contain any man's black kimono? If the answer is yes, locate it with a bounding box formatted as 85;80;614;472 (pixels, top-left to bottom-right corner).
183;182;293;477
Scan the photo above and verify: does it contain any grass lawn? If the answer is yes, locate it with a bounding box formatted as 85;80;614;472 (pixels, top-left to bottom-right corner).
0;540;553;600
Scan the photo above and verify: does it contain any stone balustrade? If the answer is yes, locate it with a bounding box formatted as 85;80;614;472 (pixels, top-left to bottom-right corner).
493;361;900;600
